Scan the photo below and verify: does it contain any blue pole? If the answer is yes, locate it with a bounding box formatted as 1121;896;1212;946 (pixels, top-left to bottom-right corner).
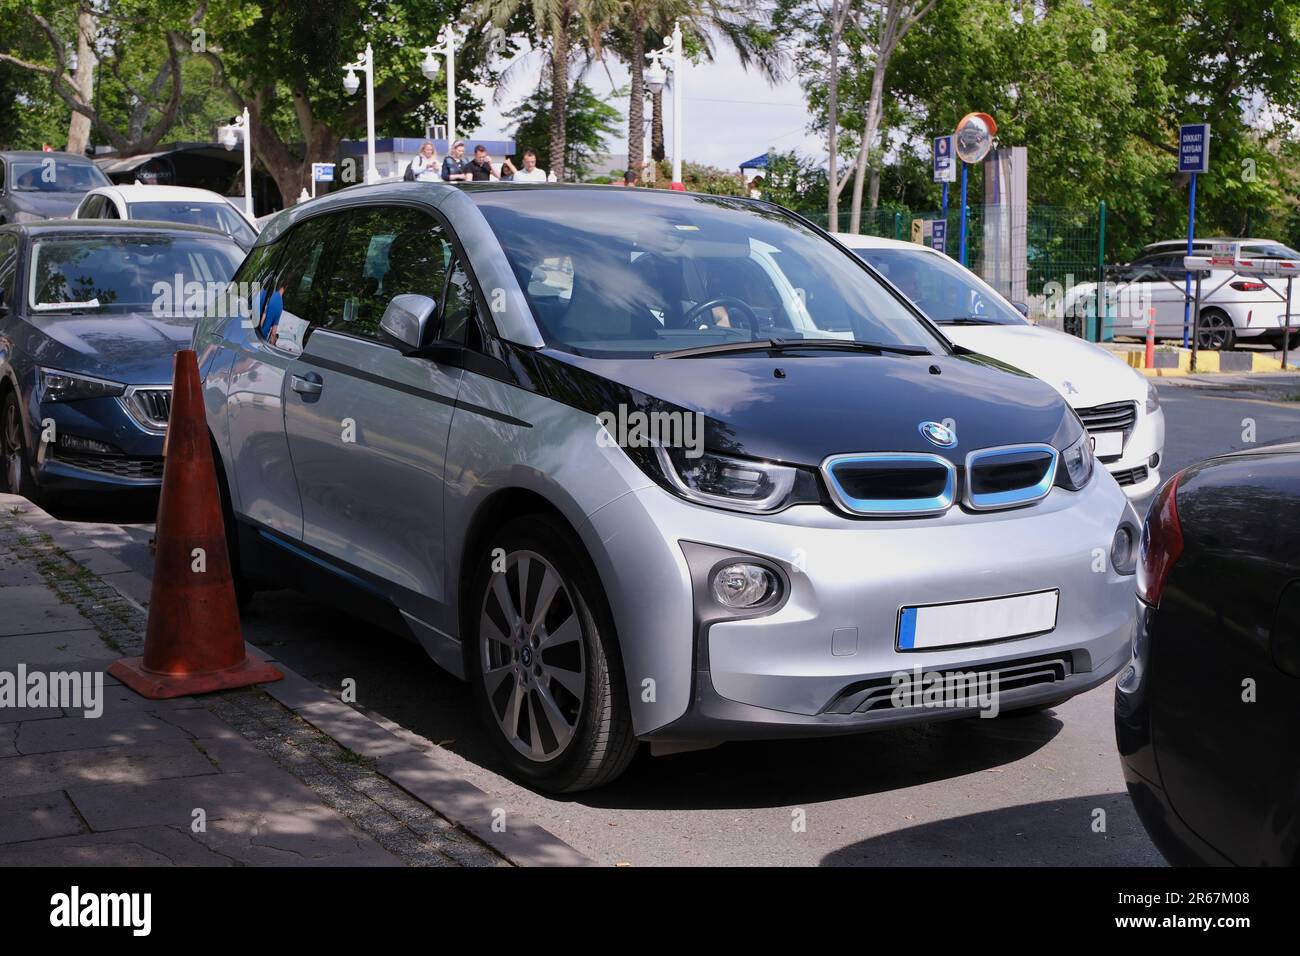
941;182;949;219
958;164;969;267
1182;172;1198;347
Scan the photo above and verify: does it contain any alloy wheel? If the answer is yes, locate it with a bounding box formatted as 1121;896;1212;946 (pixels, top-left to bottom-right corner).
1197;313;1231;350
478;549;587;763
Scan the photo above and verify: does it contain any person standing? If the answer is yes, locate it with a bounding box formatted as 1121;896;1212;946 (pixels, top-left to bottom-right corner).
511;149;548;183
467;145;495;181
441;140;471;182
408;142;439;182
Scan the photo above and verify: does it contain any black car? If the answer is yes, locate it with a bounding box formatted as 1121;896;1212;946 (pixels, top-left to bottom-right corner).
0;151;111;224
0;219;245;505
1115;444;1300;865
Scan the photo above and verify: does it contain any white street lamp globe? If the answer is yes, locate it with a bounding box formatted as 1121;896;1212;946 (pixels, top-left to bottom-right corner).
645;62;667;95
219;126;237;150
421;52;439;80
343;69;360;95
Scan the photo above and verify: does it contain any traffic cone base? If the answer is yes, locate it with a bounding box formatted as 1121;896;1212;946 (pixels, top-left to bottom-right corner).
111;348;283;700
109;654;283;700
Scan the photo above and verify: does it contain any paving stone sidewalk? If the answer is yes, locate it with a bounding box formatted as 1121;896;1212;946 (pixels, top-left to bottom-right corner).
0;497;584;867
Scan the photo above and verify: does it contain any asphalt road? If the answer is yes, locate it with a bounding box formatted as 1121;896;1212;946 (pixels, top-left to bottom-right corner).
49;374;1300;866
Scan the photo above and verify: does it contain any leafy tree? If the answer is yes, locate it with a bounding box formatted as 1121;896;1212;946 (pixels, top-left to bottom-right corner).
505;81;622;180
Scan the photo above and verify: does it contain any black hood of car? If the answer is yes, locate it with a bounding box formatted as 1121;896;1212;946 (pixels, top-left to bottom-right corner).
525;347;1082;468
4;191;86;219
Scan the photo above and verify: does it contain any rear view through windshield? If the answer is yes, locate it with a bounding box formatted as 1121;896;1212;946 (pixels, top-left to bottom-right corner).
129;201;257;247
28;235;244;313
472;189;939;357
8;159;110;193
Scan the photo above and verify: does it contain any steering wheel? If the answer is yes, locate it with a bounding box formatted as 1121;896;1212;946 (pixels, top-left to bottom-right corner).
680;296;761;333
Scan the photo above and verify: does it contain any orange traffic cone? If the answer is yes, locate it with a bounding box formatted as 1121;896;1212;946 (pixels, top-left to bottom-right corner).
109;350;282;698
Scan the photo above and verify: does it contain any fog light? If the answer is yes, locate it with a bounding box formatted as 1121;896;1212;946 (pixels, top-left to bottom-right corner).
1111;524;1137;575
712;563;777;609
1149;453;1160;469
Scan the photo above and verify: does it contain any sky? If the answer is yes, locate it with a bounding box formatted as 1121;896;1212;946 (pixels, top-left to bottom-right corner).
466;41;827;172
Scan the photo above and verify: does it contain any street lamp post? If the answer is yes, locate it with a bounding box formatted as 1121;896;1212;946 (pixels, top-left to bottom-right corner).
646;22;684;190
343;43;380;184
421;29;457;149
218;107;253;217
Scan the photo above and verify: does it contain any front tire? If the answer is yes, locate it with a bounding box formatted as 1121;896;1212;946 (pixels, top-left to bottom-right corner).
467;514;637;792
1;391;49;508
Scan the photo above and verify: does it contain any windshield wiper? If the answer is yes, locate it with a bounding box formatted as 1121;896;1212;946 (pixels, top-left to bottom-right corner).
655;337;931;359
936;316;1000;325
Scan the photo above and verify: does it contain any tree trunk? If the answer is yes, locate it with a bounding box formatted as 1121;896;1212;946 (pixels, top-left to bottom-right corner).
66;10;98;154
848;51;889;233
627;23;646;180
651;87;665;161
548;15;570;181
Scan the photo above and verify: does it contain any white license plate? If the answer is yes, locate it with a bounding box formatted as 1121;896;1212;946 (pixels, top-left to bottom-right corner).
897;590;1059;651
1090;431;1124;458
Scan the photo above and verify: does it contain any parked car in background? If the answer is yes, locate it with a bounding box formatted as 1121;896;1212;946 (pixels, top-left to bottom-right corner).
195;182;1140;792
0;220;245;506
0;151;112;224
1116;446;1300;865
74;184;259;250
1062;238;1300;350
837;234;1165;499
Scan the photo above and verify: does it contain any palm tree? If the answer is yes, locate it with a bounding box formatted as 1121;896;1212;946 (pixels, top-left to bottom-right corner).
478;0;616;181
607;2;781;181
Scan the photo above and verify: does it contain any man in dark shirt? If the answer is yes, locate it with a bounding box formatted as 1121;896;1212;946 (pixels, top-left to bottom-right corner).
441;140;470;181
467;145;495;181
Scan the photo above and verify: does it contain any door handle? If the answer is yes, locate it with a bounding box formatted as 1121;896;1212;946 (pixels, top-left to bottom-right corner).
290;371;323;396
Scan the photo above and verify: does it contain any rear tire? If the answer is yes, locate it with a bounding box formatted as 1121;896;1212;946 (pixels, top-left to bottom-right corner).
1195;310;1235;351
466;514;637;792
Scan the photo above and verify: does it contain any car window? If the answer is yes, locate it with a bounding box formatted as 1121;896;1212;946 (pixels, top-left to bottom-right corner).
27;235;244;313
256;215;337;355
79;195;102;218
1242;243;1300;260
851;247;1027;326
128;201;255;245
8;159;110;193
318;206;451;343
472;189;936;357
101;200;119;220
0;234;17;312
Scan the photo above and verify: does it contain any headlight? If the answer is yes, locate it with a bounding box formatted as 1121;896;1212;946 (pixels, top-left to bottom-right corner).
655;445;797;513
1144;380;1160;413
1056;431;1094;491
39;368;126;403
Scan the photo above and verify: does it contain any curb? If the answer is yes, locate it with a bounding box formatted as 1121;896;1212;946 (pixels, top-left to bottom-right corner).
0;492;593;868
1105;346;1300;377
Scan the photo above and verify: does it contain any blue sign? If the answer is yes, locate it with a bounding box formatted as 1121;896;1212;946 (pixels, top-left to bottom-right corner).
932;135;955;183
312;163;336;183
930;219;947;255
1178;124;1210;174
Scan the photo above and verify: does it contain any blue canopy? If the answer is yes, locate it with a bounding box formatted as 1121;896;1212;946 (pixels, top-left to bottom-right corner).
739;153;770;171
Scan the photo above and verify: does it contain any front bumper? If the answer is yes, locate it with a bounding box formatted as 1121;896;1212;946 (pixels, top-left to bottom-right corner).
587;467;1139;741
30;394;165;492
1098;404;1164;500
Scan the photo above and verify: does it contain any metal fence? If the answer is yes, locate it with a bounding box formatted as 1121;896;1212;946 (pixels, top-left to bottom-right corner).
799;203;1106;323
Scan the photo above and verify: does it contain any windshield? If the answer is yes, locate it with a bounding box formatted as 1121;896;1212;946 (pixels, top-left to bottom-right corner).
128;200;257;246
9;159;110;193
28;235;244;313
472;190;942;357
852;247;1028;326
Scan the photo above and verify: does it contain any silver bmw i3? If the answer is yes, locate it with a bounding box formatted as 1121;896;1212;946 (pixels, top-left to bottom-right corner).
195;182;1139;792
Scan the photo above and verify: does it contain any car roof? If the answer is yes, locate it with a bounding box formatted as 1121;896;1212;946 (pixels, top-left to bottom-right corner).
833;233;933;252
1142;237;1279;250
0;218;241;241
86;184;238;204
0;150;95;162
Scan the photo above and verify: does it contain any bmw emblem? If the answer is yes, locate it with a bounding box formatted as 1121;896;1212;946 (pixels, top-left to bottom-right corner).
919;421;957;448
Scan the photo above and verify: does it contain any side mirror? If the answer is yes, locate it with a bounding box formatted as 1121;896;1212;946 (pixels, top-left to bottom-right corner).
379;293;437;353
1012;301;1030;318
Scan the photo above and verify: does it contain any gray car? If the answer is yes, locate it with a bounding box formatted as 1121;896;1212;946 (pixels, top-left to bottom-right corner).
0;151;112;224
196;182;1139;792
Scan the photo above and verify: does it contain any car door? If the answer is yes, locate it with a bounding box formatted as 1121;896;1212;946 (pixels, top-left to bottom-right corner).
224;216;337;538
282;204;463;620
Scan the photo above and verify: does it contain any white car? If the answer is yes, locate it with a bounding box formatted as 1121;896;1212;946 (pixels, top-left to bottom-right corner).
1061;237;1300;350
73;184;259;250
836;233;1165;499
